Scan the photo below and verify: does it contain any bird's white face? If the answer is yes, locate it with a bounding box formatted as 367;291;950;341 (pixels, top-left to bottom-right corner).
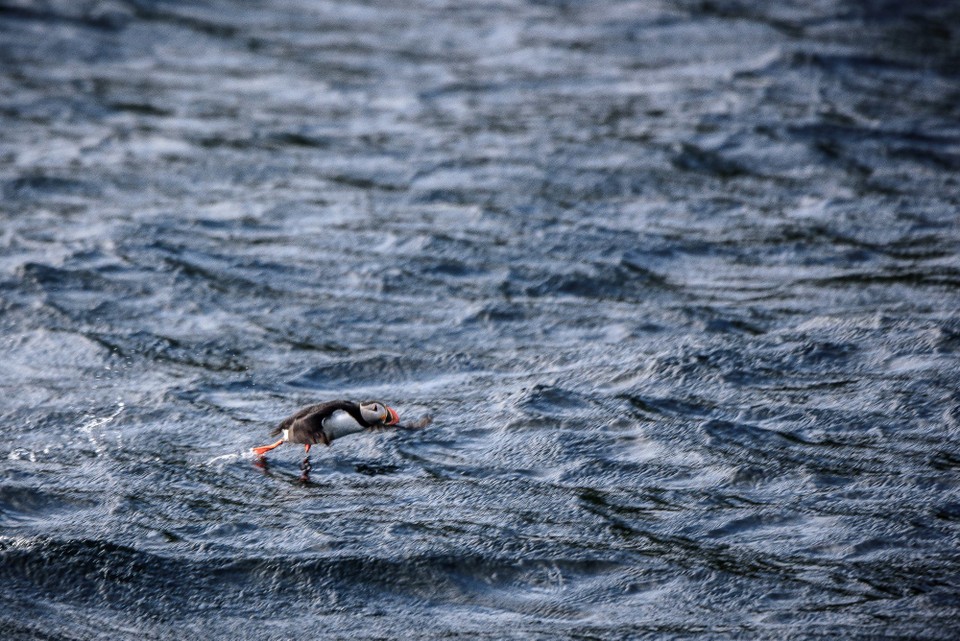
359;401;400;426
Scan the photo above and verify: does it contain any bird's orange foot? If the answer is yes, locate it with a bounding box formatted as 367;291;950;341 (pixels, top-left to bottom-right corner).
252;439;284;456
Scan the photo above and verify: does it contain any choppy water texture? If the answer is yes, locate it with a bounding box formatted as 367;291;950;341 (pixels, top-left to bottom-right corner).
2;1;960;639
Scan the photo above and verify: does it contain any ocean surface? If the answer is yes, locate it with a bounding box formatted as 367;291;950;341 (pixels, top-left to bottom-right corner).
2;1;959;639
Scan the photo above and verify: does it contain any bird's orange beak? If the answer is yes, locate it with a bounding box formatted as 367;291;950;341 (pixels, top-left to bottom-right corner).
386;406;400;426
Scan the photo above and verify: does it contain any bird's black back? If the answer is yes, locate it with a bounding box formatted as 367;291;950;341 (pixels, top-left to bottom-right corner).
268;400;366;437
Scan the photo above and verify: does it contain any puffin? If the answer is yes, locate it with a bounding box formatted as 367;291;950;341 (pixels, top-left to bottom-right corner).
252;400;401;457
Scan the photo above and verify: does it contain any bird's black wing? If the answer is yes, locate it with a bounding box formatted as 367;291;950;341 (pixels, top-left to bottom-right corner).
286;411;332;445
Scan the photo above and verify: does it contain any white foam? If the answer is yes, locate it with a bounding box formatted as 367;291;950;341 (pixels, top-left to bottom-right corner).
78;400;126;456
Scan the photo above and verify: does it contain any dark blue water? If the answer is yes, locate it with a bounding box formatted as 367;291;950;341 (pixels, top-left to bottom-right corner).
2;1;960;638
